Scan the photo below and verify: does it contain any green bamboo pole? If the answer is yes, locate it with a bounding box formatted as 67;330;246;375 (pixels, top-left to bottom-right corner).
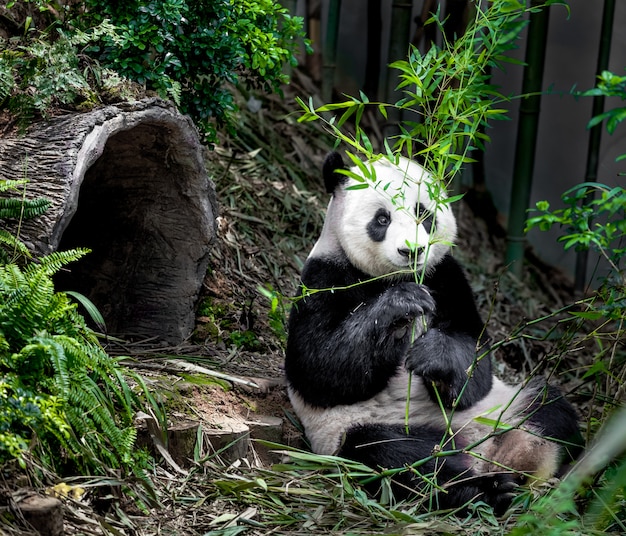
322;0;342;103
505;1;551;277
364;0;382;99
383;0;414;139
575;0;616;291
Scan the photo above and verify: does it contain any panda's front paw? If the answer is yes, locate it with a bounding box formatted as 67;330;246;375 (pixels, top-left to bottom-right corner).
407;330;491;409
376;282;435;338
405;329;465;407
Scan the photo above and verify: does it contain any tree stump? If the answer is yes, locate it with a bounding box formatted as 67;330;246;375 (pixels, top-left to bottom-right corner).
16;495;64;536
0;99;217;344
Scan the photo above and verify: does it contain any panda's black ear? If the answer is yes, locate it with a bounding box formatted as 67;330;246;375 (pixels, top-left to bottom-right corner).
323;151;347;194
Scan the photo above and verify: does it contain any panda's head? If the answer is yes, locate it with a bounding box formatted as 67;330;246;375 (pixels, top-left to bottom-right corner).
310;152;457;278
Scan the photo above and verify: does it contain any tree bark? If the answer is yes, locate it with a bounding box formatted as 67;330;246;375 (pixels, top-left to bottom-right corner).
0;98;218;344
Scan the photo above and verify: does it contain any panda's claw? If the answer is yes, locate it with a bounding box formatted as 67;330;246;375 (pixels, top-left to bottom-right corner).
476;473;517;516
441;472;516;516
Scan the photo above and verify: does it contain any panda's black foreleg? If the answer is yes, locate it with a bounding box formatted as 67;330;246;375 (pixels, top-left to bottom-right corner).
287;280;436;407
338;423;515;514
405;328;493;410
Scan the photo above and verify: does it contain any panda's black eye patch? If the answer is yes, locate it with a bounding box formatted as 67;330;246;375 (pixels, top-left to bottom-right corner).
418;203;434;233
367;208;391;242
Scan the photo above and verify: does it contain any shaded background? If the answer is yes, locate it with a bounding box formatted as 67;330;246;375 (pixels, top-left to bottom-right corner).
293;0;626;285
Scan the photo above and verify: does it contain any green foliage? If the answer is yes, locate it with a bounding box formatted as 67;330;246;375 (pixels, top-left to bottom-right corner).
526;183;626;288
583;70;626;136
0;0;307;140
0;249;150;473
527;68;626;296
0;178;50;263
0;33;98;128
77;0;307;138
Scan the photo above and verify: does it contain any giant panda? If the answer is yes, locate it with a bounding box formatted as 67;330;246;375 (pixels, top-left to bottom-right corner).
285;151;582;513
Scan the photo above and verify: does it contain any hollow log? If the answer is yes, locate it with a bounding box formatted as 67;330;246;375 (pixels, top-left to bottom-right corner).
0;98;218;344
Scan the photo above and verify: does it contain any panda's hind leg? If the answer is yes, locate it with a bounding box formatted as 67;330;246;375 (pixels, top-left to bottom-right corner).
338;423;515;514
524;380;584;466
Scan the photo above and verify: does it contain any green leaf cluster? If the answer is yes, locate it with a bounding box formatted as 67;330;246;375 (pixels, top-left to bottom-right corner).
583;70;626;136
526;184;626;262
0;0;308;141
298;1;567;185
527;69;626;299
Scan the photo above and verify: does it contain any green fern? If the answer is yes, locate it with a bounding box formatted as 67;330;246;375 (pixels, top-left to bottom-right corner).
0;185;147;474
0;252;153;475
0;56;13;105
0;232;30;264
0;197;50;220
0;178;51;264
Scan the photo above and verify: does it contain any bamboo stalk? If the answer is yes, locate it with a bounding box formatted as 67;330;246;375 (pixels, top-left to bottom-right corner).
505;1;551;277
575;0;616;291
383;0;414;139
322;0;342;102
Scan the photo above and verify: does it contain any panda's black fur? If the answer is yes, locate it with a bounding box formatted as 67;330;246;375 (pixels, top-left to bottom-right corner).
285;152;582;512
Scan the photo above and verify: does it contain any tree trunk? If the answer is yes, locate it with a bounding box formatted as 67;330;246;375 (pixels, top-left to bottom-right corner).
0;98;218;344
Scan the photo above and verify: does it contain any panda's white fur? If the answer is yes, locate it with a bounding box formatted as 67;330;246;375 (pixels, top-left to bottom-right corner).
285;152;581;511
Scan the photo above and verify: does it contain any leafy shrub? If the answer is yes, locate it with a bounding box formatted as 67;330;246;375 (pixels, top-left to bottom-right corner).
78;0;307;138
0;0;308;140
527;183;625;291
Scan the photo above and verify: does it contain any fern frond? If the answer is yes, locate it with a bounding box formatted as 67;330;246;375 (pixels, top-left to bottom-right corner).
0;230;30;263
0;179;28;194
0;197;51;220
30;249;91;277
27;335;72;391
0;251;151;474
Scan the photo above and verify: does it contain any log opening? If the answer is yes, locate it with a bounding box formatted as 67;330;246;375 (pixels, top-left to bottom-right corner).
0;100;218;344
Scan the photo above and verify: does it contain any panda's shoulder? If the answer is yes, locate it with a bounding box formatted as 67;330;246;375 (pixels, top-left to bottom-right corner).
301;255;363;288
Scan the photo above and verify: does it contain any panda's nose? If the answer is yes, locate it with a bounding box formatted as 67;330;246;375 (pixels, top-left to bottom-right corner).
398;247;411;258
398;247;423;259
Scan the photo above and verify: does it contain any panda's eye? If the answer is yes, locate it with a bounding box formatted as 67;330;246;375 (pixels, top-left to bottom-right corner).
418;203;434;232
377;213;390;226
368;208;391;242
